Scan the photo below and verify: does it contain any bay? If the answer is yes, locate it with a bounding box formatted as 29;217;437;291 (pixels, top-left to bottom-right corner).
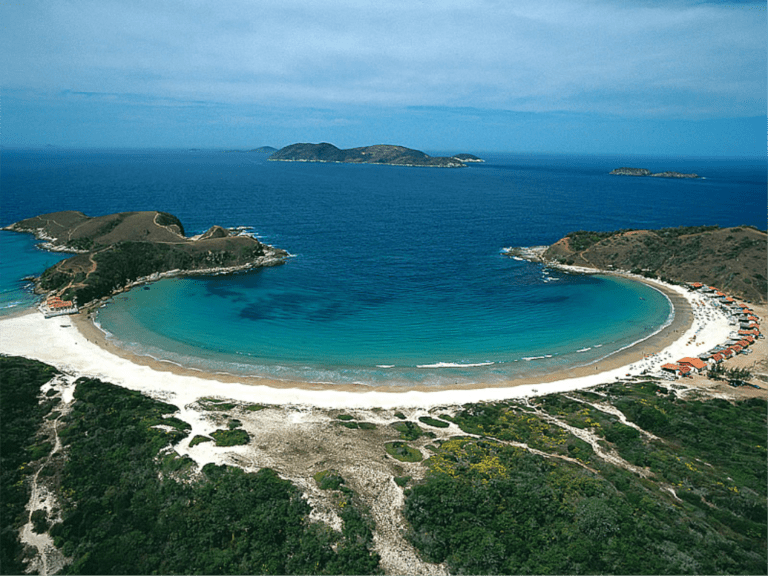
1;149;763;385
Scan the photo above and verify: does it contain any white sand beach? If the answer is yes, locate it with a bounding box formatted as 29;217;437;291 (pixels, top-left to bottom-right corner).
0;277;738;409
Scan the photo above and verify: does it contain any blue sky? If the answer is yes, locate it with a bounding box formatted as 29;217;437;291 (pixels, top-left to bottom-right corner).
2;0;765;156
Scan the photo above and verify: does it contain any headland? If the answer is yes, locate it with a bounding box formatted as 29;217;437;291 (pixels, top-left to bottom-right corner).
4;211;289;307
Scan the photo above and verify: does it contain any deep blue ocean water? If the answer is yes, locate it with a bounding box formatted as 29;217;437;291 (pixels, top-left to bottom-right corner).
1;149;764;385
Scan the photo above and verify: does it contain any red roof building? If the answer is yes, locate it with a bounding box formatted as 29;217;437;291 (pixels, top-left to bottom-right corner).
678;357;707;371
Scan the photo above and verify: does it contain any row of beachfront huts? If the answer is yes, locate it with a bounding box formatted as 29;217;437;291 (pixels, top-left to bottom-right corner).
659;284;762;380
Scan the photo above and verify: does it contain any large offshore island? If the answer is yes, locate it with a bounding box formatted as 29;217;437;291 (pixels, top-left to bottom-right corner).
268;142;483;167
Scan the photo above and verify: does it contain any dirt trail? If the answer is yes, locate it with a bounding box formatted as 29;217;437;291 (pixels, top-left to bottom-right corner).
20;375;76;575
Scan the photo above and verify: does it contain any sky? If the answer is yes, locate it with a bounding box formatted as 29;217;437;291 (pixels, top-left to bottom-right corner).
1;0;765;156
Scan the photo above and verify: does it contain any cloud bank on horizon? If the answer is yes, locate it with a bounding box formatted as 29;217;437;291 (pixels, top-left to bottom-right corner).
2;0;765;155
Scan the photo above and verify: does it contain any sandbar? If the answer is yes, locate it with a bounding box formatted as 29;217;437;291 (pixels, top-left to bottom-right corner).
0;271;740;408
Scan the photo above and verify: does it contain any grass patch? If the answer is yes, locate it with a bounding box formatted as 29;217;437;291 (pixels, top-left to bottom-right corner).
394;476;411;487
419;416;450;428
341;421;359;429
358;422;377;430
385;442;422;463
243;404;266;412
211;429;250;447
336;414;354;421
199;398;237;411
391;421;424;441
189;435;212;447
394;411;406;420
314;469;345;491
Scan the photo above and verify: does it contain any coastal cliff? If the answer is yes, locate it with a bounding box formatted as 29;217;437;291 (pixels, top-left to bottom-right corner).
5;211;288;306
269;143;475;167
532;226;766;303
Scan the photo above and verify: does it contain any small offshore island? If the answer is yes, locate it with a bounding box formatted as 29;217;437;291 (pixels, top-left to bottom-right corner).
268;142;482;167
4;210;288;308
610;167;699;178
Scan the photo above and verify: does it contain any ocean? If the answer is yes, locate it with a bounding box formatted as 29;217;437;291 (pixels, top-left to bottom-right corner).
1;149;764;386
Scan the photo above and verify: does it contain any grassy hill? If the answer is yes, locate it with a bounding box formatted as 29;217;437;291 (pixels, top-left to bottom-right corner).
543;226;766;303
6;211;287;305
269;142;468;167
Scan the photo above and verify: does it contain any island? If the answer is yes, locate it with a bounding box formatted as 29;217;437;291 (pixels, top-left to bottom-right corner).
506;225;767;303
451;153;485;163
610;167;699;178
4;211;288;307
268;142;479;167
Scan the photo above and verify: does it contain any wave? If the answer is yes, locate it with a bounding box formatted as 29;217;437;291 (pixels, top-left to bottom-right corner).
522;355;553;361
376;364;395;368
417;361;495;368
577;347;592;352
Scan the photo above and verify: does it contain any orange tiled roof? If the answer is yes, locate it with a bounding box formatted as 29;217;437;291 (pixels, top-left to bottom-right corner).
678;357;706;370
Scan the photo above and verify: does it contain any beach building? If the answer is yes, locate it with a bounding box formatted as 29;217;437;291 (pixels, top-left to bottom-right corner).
661;363;683;378
40;295;78;318
678;357;707;373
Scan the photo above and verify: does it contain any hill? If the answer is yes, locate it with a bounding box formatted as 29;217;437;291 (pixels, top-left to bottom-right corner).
269;143;469;167
542;225;766;302
5;211;288;305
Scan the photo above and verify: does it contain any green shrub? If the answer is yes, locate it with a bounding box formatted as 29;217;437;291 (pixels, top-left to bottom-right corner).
418;416;450;428
391;421;424;441
385;442;422;462
211;429;250;446
314;469;345;491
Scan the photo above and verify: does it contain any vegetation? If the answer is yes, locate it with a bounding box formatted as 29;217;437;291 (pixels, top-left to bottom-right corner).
385;442;422;463
544;225;767;302
314;470;345;491
269;142;468;167
0;357;59;574
4;356;765;575
211;428;250;446
391;420;428;441
24;371;382;574
9;210;285;305
708;364;753;382
189;435;212;447
418;416;450;428
403;382;767;574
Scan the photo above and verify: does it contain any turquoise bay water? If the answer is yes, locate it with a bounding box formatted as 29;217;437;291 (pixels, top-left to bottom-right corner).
94;268;671;386
2;150;763;386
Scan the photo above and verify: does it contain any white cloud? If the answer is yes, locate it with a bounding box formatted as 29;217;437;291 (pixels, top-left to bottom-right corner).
1;0;764;118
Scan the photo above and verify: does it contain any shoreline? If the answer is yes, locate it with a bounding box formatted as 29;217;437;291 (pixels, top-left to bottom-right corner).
2;270;736;408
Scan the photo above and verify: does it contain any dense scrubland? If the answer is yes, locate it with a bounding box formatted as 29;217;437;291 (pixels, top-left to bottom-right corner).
1;356;765;575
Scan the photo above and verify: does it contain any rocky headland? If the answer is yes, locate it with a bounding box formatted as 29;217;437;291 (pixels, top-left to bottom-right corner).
269;143;478;168
507;225;767;303
5;211;288;306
